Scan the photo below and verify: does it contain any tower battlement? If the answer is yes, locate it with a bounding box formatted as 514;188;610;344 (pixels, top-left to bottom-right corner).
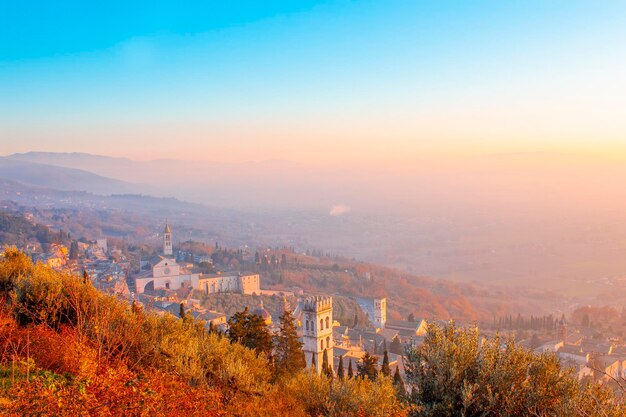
301;295;332;312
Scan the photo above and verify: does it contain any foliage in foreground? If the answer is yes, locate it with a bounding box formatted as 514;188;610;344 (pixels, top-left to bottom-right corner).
404;321;626;417
0;248;406;416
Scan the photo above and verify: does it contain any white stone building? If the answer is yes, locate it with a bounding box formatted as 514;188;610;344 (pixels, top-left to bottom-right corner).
134;223;260;295
198;273;260;295
299;296;334;374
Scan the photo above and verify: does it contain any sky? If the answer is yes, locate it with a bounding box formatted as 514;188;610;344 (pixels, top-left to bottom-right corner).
1;1;626;163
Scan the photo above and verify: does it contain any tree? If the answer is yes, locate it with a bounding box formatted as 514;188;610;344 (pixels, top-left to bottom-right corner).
179;302;186;320
285;371;408;417
0;246;32;296
402;321;625;417
311;352;316;369
381;350;391;377
69;241;79;260
321;349;333;379
357;352;378;381
208;320;220;335
529;333;540;349
227;308;274;358
82;270;90;285
407;313;415;322
393;365;406;398
390;336;402;355
337;355;345;380
274;310;306;378
348;359;354;379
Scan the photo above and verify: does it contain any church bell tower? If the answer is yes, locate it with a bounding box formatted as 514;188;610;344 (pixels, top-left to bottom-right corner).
301;296;333;374
163;222;172;256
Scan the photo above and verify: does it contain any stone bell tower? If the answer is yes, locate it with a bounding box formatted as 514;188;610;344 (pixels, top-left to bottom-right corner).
301;295;333;374
163;222;173;256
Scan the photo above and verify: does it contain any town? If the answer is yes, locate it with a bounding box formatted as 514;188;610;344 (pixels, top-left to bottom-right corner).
7;218;626;390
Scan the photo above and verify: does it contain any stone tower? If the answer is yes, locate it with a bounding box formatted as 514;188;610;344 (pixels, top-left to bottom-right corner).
301;295;333;374
163;222;173;256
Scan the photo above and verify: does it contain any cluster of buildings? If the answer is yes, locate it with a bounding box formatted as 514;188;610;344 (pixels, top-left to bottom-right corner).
534;319;626;383
133;226;404;375
27;221;626;386
134;224;260;296
22;238;133;296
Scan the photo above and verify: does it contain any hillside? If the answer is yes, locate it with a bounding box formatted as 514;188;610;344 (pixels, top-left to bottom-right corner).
0;157;138;195
0;249;405;416
0;211;58;248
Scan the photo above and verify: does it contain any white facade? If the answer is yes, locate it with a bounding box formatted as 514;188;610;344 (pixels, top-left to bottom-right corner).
134;224;260;295
135;257;199;294
300;296;334;374
198;273;260;295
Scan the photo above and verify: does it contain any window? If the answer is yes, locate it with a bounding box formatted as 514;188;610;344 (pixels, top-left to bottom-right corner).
325;317;330;329
326;336;330;348
306;320;309;331
321;339;324;350
320;319;324;330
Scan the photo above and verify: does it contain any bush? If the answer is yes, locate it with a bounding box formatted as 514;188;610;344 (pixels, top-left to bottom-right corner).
404;321;626;417
285;371;407;417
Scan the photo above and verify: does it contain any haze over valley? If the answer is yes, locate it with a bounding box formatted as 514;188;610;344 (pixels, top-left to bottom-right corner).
2;151;626;304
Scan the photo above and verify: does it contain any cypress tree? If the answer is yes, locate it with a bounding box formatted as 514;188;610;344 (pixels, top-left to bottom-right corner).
274;310;306;378
82;270;90;285
322;348;333;379
69;241;79;260
179;302;186;320
348;359;354;379
337;355;345;380
381;350;391;377
393;365;406;397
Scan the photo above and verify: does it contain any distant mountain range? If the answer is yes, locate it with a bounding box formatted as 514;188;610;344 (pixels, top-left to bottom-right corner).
0;156;139;195
3;152;354;209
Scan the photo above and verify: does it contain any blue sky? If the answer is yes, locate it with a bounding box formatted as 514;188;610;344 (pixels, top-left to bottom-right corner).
1;1;625;162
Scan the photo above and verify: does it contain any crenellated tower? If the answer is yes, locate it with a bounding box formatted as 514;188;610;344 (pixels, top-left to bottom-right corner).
300;295;333;374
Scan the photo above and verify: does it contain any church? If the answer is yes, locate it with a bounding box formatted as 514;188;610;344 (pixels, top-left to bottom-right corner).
135;223;200;294
134;223;260;295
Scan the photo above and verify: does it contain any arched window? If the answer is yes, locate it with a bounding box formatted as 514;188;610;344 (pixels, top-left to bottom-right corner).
326;336;330;348
325;317;330;329
306;320;309;331
320;339;324;350
320;319;324;330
